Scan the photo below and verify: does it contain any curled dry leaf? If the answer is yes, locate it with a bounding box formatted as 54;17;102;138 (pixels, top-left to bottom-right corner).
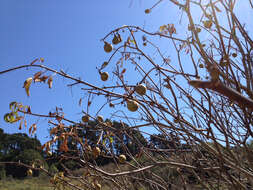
33;71;42;81
27;106;31;113
47;76;53;88
101;61;109;70
19;120;23;130
40;75;49;83
23;77;33;97
32;124;37;135
50;127;58;135
56;115;63;123
79;98;82;106
60;139;69;152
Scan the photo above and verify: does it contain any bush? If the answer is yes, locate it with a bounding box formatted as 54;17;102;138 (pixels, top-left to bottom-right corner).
0;164;6;180
5;149;46;178
49;164;58;175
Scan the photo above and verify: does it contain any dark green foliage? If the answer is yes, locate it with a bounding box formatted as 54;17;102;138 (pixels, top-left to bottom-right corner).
49;119;148;167
5;149;45;178
149;133;181;149
0;132;41;156
0;129;46;179
0;164;6;180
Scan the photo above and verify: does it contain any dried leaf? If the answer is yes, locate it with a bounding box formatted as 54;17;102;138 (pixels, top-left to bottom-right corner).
121;68;126;74
14;116;23;123
46;142;51;152
49;112;56;116
32;124;37;135
29;125;32;135
27;106;31;114
34;71;42;81
125;53;130;60
40;75;49;82
101;62;109;70
56;115;62;123
24;120;27;128
41;143;46;150
50;127;58;135
79;98;82;106
9;101;17;111
34;78;43;82
159;25;167;32
19;120;23;130
126;37;131;45
23;77;33;97
47;76;53;88
60;139;69;152
168;24;176;35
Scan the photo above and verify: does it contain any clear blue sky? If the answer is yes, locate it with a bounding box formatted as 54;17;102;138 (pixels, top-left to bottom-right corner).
0;1;252;144
0;0;178;143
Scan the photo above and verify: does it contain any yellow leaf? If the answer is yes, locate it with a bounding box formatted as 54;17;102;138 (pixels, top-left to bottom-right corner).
203;20;212;29
159;25;167;32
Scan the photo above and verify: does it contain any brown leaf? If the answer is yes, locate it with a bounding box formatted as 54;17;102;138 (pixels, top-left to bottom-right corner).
19;120;23;130
14;116;23;123
27;106;31;114
29;125;32;135
32;124;37;135
47;76;53;88
49;112;56;116
46;142;51;152
125;53;130;60
34;71;42;81
40;75;49;82
168;24;176;35
60;139;69;152
50;127;58;135
24;120;27;128
56;115;62;123
23;77;33;97
79;98;82;106
41;143;46;150
121;68;126;74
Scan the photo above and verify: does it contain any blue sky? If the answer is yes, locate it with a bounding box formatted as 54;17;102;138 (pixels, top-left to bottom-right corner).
0;0;179;143
0;0;252;144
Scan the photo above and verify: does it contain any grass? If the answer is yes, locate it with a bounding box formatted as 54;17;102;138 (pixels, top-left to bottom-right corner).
0;174;53;190
0;161;228;190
